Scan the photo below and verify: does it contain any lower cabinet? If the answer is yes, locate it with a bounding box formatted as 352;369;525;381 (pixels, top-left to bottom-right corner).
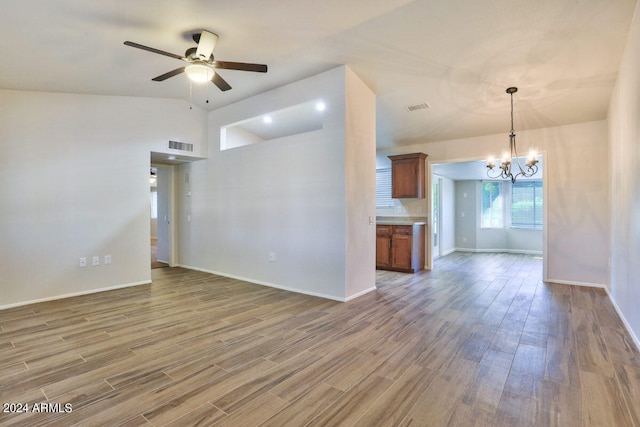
376;224;425;273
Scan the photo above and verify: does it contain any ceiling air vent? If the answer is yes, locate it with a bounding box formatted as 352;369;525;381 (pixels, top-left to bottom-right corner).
405;102;430;112
169;140;194;152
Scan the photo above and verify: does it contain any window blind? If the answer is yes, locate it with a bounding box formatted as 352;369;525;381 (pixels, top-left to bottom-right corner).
511;180;543;228
376;168;394;208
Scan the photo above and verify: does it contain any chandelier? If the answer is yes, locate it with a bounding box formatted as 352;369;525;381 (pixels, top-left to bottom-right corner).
487;87;539;183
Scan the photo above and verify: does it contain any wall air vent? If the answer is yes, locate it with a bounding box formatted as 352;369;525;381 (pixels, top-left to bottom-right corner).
168;140;194;152
405;102;430;112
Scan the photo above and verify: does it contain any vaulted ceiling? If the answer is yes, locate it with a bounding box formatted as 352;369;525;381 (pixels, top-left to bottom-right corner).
1;0;636;148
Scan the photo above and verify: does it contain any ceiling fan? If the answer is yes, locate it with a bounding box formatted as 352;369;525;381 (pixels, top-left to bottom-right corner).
124;30;267;91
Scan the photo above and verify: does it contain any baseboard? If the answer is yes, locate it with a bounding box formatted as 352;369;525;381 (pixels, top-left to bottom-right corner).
604;287;640;352
434;248;456;259
544;278;607;289
455;248;543;255
0;280;152;311
177;264;349;302
345;286;377;302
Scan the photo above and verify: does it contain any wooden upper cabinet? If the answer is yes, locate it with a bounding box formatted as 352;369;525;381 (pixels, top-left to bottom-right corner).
388;152;427;198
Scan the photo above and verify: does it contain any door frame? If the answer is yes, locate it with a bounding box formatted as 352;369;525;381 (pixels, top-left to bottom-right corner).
432;176;442;260
151;163;178;267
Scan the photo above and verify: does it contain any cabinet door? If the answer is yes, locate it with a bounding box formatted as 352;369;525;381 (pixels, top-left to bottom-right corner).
376;234;392;268
391;234;413;270
391;158;419;198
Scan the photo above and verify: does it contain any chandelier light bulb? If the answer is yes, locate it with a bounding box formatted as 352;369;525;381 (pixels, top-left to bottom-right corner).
185;64;214;83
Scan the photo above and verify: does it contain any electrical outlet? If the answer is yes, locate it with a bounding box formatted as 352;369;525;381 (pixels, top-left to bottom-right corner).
79;257;87;267
104;255;112;265
269;252;277;262
92;256;100;266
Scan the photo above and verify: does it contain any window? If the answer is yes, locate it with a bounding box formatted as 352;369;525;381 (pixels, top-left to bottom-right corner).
376;168;394;208
511;180;543;228
481;181;503;228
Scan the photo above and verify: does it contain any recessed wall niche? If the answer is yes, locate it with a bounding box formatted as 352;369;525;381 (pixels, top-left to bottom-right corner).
220;100;326;150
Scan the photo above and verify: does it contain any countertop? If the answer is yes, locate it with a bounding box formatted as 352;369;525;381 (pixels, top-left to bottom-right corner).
376;216;428;226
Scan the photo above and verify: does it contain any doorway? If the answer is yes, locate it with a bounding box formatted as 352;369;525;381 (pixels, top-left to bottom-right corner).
150;164;174;269
428;157;547;281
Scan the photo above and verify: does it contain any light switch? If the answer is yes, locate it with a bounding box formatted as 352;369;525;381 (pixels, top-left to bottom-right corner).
92;256;100;266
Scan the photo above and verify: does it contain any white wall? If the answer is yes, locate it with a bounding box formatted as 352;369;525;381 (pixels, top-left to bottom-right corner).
380;119;609;286
608;1;640;344
455;181;477;250
178;66;376;301
344;68;377;299
0;90;207;308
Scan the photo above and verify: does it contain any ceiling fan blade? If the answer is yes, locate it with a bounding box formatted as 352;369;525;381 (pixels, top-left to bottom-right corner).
152;67;186;81
124;41;184;61
195;31;218;60
212;72;232;91
214;61;268;73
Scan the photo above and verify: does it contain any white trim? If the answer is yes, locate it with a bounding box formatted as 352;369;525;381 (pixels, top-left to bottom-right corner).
604;287;640;352
177;264;350;302
544;278;606;289
541;150;549;282
0;280;151;311
454;248;543;255
345;286;377;302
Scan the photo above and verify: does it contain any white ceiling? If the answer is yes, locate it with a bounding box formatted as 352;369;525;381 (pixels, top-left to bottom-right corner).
1;0;636;148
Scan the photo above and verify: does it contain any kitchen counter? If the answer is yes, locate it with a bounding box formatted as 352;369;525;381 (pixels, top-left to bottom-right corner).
376;216;428;226
376;220;427;225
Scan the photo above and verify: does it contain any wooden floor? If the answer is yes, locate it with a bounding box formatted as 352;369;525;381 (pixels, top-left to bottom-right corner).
1;252;639;426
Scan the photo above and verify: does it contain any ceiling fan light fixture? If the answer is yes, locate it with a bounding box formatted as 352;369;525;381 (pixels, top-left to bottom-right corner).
185;63;214;83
